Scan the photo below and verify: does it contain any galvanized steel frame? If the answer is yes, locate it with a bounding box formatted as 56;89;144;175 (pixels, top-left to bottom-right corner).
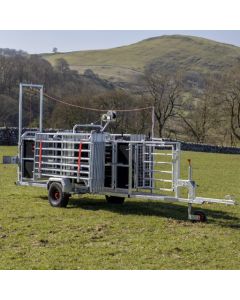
16;83;236;220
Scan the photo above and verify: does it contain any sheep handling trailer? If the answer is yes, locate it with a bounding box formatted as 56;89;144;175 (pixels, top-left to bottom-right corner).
3;83;237;222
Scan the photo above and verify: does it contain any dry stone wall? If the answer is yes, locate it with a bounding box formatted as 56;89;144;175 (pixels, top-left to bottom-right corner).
1;127;240;154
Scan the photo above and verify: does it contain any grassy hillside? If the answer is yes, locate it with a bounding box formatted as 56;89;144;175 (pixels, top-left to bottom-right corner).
0;146;239;269
43;35;240;84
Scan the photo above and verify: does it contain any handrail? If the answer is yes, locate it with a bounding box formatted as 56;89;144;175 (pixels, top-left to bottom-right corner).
73;124;103;133
21;131;38;138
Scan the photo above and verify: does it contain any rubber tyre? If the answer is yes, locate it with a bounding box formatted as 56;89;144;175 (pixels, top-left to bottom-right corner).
48;182;69;207
193;210;207;222
106;196;125;204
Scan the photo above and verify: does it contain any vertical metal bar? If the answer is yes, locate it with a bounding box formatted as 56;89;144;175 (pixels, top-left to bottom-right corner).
128;143;132;195
77;142;83;183
188;203;192;220
60;137;63;177
134;144;138;190
171;145;174;191
18;83;23;182
175;143;181;199
33;140;36;181
39;86;43;132
18;83;23;147
150;145;153;193
113;142;117;190
38;141;43;178
89;142;94;192
20;137;23;182
188;159;192;181
111;142;114;189
142;143;146;188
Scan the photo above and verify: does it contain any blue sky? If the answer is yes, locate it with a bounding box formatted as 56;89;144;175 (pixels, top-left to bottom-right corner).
0;30;240;54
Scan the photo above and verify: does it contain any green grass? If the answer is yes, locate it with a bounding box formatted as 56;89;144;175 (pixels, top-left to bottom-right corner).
0;146;239;269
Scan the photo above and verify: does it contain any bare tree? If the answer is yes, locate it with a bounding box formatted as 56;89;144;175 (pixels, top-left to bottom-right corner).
55;58;70;74
144;70;182;137
93;90;139;133
221;68;240;142
178;77;219;143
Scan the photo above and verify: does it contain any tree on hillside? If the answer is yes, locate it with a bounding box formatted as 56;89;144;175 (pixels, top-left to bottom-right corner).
144;69;183;138
84;69;98;79
178;77;219;143
0;94;18;126
55;58;70;74
93;90;146;134
0;53;107;128
0;48;27;57
220;67;240;143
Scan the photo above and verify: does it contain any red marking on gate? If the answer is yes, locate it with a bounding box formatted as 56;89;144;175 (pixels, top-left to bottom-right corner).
77;143;83;175
39;141;43;173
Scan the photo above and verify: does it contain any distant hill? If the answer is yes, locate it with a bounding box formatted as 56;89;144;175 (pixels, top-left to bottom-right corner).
42;35;240;88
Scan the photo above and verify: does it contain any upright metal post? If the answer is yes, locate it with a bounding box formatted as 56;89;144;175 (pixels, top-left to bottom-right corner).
18;83;23;147
188;203;193;220
175;143;181;199
17;83;43;183
188;159;192;181
18;83;23;182
151;106;155;138
187;159;193;220
128;144;133;195
39;86;43;132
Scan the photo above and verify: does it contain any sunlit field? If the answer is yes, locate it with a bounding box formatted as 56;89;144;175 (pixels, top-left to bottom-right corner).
0;146;239;269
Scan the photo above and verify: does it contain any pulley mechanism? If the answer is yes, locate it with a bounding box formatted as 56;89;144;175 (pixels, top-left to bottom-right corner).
101;110;117;132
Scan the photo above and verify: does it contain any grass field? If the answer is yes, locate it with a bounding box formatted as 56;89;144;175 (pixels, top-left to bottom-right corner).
0;146;239;270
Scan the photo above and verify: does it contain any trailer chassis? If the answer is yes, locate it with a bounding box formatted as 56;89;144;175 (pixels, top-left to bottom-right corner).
3;83;237;222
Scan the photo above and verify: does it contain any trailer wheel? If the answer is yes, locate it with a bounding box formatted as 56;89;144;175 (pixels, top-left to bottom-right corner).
48;182;69;207
106;196;125;204
193;210;207;222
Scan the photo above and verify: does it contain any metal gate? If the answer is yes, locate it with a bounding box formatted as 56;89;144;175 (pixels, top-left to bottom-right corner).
132;141;181;196
103;139;181;198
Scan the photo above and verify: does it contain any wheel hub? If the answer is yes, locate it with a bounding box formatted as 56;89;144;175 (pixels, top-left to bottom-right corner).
54;191;60;200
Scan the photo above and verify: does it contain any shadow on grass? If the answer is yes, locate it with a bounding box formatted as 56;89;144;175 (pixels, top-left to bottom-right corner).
64;197;239;228
35;195;239;228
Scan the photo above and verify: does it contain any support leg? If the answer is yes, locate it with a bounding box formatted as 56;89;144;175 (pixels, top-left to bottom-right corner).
188;203;207;222
188;203;193;220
